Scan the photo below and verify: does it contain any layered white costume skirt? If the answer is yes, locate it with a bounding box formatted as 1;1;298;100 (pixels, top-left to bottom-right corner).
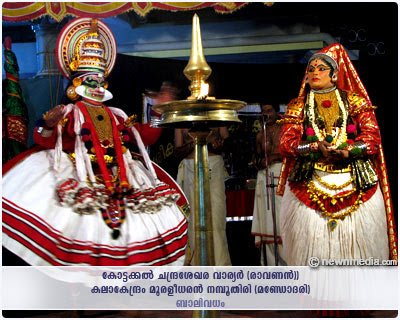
280;170;389;266
2;150;187;266
177;155;231;266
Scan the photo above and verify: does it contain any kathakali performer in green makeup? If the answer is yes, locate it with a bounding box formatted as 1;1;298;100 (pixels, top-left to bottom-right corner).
3;18;188;266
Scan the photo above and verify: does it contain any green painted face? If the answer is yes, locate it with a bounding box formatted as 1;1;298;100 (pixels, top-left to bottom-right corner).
82;74;106;101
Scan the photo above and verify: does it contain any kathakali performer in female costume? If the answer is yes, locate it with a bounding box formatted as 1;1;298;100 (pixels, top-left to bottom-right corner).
277;43;397;265
2;18;188;266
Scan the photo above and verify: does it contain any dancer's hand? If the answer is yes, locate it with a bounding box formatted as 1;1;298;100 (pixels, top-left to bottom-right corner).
43;105;65;128
211;138;223;150
331;149;350;159
317;140;333;158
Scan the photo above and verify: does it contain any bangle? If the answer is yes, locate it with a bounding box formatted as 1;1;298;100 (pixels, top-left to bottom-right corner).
353;141;367;154
347;141;367;157
297;141;311;155
350;147;362;156
35;118;51;134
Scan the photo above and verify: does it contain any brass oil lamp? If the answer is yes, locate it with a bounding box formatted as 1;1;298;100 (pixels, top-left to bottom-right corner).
153;17;245;317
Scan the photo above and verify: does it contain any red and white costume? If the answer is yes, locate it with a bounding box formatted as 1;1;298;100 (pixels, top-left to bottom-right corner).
2;18;188;266
277;43;397;265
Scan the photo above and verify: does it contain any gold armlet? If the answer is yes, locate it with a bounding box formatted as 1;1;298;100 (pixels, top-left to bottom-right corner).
285;97;304;117
277;118;303;125
42;111;50;121
125;114;138;128
347;92;368;107
59;118;69;127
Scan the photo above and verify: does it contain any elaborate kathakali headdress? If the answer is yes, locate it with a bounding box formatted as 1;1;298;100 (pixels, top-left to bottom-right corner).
55;17;116;101
299;43;371;105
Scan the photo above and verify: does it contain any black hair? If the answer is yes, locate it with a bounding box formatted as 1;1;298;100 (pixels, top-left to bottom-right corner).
261;103;279;113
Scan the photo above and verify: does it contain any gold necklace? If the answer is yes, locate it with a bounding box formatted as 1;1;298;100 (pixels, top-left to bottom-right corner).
308;89;347;148
307;180;364;231
308;180;357;205
314;90;339;135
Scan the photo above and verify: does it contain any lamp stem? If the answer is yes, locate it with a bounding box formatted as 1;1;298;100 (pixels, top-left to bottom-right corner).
190;130;215;267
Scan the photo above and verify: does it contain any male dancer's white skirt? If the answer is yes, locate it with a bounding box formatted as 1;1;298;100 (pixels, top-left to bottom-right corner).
3;150;187;266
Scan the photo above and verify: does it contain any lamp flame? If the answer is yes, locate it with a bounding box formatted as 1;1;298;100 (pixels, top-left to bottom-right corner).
199;82;209;98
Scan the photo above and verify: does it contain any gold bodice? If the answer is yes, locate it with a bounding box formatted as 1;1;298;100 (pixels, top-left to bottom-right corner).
86;106;114;147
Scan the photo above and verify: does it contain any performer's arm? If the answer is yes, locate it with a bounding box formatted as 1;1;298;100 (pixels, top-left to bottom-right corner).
254;131;266;169
120;111;162;147
34;124;58;148
174;128;194;160
219;127;229;140
130;82;178;147
341;92;382;157
353;110;381;155
174;128;184;149
278;98;305;157
34;105;75;150
133;122;162;146
279;123;304;157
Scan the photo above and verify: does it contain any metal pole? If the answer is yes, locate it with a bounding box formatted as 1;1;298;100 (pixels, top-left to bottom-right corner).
261;116;270;210
261;115;270;266
190;130;215;266
269;171;279;266
261;242;268;266
190;130;218;318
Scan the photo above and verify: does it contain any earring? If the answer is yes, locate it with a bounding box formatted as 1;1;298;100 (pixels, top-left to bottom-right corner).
305;76;309;84
332;74;337;82
66;77;82;101
66;85;78;101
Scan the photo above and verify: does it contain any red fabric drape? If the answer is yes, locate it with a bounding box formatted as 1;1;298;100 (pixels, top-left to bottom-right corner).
226;189;255;217
2;2;252;22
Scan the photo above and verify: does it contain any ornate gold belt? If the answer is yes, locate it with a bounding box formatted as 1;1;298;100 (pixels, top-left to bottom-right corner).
314;162;351;173
69;153;114;164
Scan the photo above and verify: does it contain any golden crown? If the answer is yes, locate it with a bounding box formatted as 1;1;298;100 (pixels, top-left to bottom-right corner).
69;19;107;75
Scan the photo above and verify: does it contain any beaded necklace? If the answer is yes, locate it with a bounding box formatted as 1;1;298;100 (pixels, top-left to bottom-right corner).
308;89;347;148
